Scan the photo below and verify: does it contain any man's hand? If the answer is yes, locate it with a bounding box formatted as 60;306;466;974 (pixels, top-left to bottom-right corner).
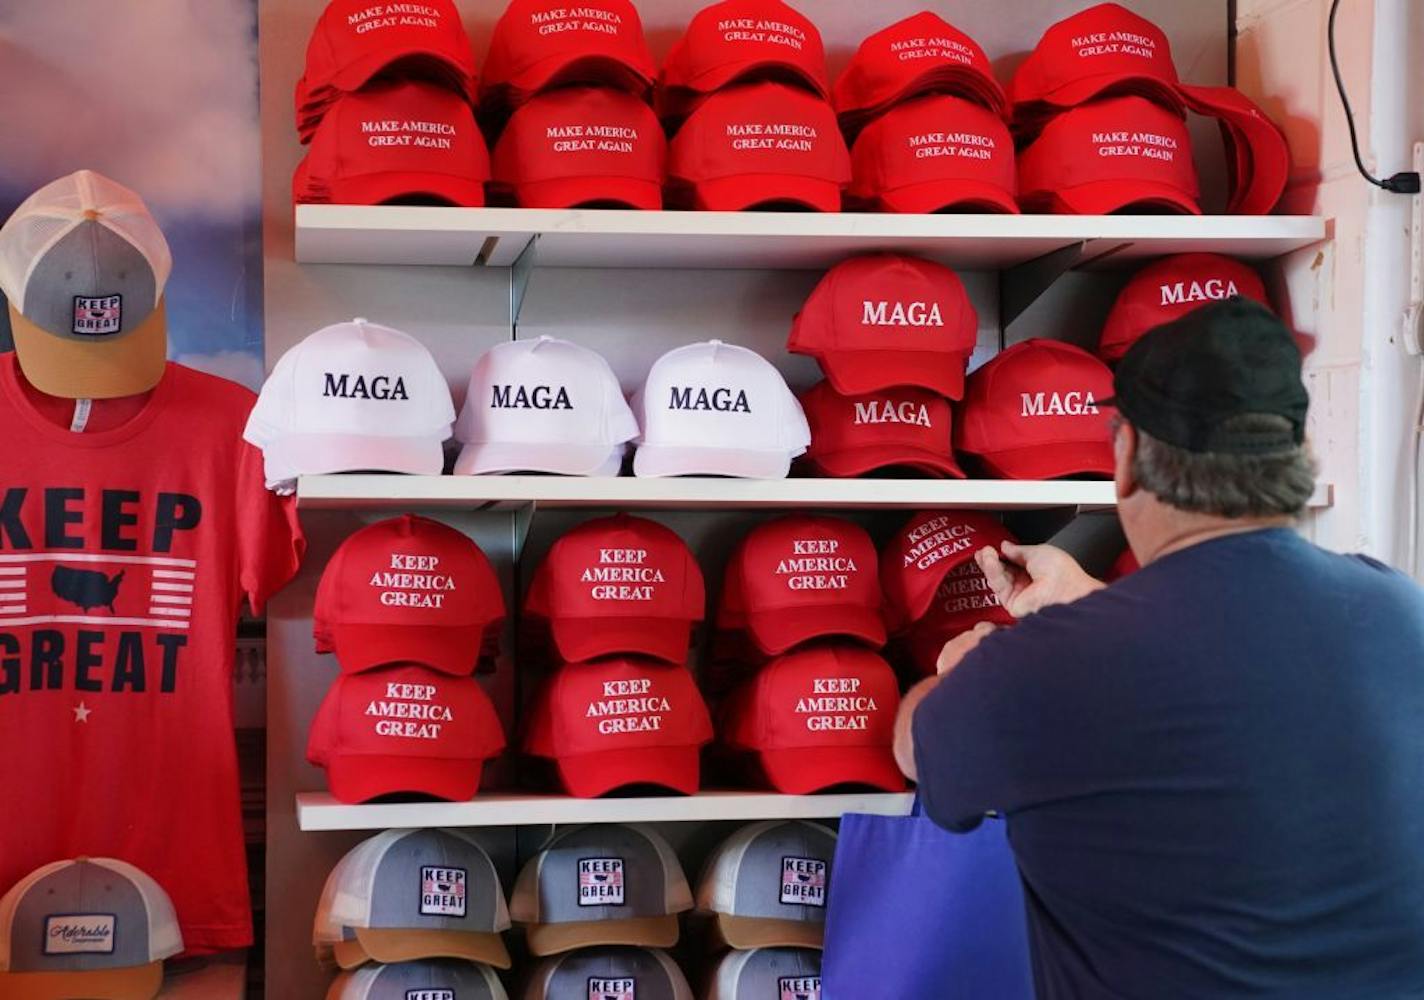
936;621;998;675
976;542;1105;619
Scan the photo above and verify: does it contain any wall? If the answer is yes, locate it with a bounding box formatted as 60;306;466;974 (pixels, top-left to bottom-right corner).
258;2;1230;995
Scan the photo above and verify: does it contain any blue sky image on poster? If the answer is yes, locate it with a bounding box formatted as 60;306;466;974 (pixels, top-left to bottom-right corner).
0;0;265;390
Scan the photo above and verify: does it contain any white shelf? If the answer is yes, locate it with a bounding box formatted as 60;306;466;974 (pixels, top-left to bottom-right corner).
294;475;1333;512
296;475;1120;511
296;790;915;831
294;205;1328;270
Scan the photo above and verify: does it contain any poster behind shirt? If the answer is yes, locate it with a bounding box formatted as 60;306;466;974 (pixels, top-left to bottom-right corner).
0;0;264;389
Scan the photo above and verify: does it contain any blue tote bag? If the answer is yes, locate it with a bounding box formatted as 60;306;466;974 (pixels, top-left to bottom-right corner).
822;801;1035;999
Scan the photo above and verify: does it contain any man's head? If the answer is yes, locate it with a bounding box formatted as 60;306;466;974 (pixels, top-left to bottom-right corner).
1108;298;1317;557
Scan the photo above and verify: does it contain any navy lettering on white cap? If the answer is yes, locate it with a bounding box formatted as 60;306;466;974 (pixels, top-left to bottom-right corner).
667;386;750;412
490;384;573;409
322;372;409;400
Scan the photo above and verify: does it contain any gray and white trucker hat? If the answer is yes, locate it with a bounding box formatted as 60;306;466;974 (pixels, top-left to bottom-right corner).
706;948;822;1000
521;946;693;1000
0;857;183;1000
695;822;837;950
0;170;172;398
325;958;510;1000
510;824;692;957
324;829;512;970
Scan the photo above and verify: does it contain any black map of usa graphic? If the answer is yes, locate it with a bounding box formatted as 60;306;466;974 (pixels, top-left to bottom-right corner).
51;565;125;613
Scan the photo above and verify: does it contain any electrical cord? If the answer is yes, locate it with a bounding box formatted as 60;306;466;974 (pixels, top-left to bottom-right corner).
1328;0;1421;193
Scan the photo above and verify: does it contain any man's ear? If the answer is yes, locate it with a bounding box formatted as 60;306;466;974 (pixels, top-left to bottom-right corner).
1113;421;1138;502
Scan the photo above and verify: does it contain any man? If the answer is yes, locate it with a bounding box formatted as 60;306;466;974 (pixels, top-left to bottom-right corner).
895;299;1424;999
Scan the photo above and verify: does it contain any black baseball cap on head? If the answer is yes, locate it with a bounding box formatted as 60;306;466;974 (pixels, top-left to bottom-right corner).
1108;297;1309;454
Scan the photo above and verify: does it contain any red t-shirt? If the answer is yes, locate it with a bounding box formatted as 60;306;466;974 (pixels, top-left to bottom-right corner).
0;354;304;953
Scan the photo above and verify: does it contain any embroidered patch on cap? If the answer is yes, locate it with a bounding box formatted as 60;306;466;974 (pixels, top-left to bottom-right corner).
407;991;456;1000
72;295;122;336
780;977;822;1000
589;978;635;1000
43;913;116;954
780;856;827;906
420;866;467;917
578;857;625;906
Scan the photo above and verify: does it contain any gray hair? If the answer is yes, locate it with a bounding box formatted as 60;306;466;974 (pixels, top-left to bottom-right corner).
1129;414;1318;518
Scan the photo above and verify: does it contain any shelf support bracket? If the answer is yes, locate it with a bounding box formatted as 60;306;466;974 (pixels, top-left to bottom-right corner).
510;500;537;561
510;234;540;332
999;241;1087;329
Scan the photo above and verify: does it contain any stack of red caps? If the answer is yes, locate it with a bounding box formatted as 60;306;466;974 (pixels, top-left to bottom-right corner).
293;0;489;206
520;514;714;797
955;338;1116;480
1010;3;1289;215
835;12;1016;214
880;510;1017;678
306;515;509;803
483;0;666;208
661;1;850;211
711;515;902;794
789;254;977;478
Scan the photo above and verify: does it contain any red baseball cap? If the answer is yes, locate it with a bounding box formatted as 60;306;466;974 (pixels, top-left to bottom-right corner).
525;514;705;664
491;86;665;209
879;510;1014;632
314;515;506;676
848;94;1018;215
1179;84;1291;215
955;339;1117;480
799;380;964;479
659;0;828;120
667;82;849;212
1017;96;1200;215
832;11;1006;129
719;644;905;794
480;0;656;112
788;254;978;397
295;80;490;207
523;658;713;797
901;559;1016;676
1098;254;1272;363
716;515;886;655
1105;546;1140;581
295;0;476;135
307;664;506;803
1008;3;1184;129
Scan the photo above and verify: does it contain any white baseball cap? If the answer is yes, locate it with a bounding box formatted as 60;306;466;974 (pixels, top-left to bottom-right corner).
244;318;455;492
0;857;183;1000
453;336;637;476
631;341;810;479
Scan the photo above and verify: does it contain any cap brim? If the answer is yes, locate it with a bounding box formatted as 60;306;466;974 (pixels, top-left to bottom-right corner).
324;754;486;804
454;440;622;476
1032;74;1185;117
330;48;475;95
712;912;825;951
0;963;163;1000
1050;179;1200;216
318;171;486;208
744;604;886;656
264;432;446;478
969;439;1116;480
328;621;490;675
524;915;681;958
1178;83;1290;215
683;60;827;99
549;615;693;664
493;54;653;102
348;927;511;970
689;174;843;213
555;745;702;797
815;349;970;400
9;299;167;400
876;177;1020;216
633;444;794;479
758;746;906;794
506;176;662;210
809;444;965;479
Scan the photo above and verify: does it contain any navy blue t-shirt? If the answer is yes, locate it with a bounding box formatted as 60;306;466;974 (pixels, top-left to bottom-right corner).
913;529;1424;1000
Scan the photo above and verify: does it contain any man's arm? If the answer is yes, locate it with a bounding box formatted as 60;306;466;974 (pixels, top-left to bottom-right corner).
893;622;998;782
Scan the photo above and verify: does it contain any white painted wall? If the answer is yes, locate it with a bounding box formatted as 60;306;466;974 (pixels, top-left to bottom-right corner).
258;2;1231;995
